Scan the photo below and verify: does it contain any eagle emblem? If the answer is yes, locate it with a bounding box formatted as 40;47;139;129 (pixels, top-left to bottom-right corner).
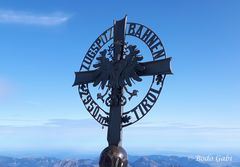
93;44;145;105
93;44;145;89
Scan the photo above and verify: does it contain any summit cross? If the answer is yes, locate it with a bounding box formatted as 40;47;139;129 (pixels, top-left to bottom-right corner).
73;16;172;167
73;16;171;146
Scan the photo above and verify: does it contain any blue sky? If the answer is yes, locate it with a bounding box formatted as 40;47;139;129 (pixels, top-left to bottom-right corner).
0;0;240;156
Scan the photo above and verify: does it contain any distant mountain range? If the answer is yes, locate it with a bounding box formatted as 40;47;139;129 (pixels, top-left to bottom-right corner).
0;155;213;167
129;155;210;167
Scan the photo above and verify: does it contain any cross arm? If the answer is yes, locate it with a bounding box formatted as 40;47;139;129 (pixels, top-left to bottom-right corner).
72;70;98;86
72;57;172;86
138;57;172;76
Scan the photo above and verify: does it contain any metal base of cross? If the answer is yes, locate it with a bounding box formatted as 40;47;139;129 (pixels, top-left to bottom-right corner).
99;145;128;167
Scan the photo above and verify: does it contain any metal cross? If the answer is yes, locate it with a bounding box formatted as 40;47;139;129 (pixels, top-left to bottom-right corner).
73;17;172;147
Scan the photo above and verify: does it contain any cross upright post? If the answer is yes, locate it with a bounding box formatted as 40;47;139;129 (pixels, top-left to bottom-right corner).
107;16;127;147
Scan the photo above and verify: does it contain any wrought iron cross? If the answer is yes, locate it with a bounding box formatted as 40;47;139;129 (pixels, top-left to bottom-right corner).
73;17;172;167
73;16;172;146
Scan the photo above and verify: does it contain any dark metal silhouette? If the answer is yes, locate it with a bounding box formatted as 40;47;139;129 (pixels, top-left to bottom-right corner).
73;16;172;167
